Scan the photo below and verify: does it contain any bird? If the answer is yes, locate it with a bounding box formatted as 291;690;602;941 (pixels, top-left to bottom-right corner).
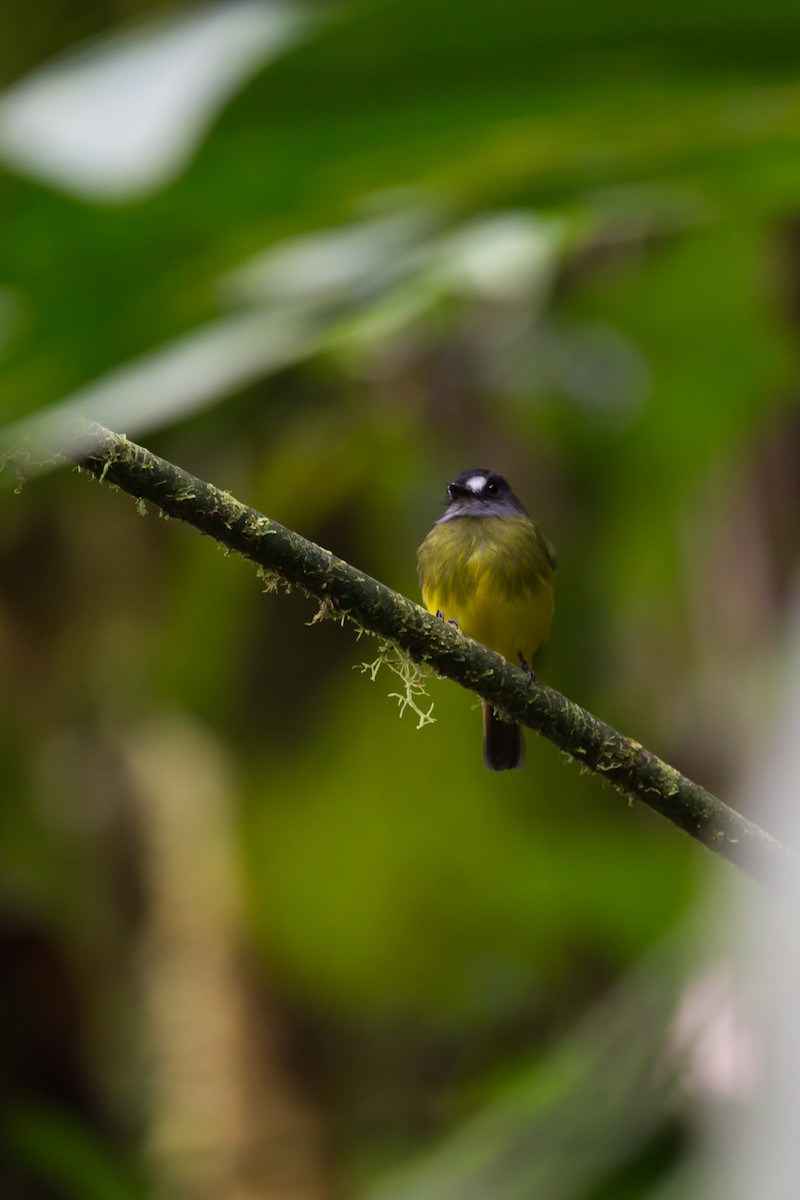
417;469;556;770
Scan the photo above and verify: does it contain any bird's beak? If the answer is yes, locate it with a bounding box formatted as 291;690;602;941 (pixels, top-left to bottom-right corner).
447;482;469;500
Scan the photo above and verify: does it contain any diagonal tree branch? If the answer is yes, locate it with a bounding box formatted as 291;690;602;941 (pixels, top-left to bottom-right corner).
61;421;797;891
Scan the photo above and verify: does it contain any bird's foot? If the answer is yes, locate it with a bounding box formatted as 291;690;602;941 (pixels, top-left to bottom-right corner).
519;653;536;685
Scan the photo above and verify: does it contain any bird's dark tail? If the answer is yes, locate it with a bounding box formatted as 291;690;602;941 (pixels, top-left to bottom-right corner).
482;702;525;771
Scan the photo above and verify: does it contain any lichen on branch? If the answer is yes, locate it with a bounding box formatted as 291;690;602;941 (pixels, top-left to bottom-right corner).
359;639;436;730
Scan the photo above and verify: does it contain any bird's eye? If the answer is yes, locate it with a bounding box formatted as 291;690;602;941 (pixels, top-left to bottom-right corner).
485;480;499;495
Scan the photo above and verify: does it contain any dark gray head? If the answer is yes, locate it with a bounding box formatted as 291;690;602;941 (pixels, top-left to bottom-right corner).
437;469;528;522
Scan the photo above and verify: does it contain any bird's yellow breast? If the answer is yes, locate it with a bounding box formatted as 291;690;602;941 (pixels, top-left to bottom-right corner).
417;515;555;666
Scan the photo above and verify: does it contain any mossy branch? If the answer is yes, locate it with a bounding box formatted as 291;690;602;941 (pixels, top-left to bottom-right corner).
63;421;797;891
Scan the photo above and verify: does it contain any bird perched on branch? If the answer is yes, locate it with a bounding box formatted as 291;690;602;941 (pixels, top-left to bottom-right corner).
417;469;556;770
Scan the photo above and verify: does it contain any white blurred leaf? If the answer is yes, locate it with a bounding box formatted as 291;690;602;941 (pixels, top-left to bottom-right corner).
0;0;314;200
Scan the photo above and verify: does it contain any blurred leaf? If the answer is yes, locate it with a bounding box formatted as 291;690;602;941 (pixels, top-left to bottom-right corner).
2;1105;145;1200
358;938;691;1200
0;1;315;200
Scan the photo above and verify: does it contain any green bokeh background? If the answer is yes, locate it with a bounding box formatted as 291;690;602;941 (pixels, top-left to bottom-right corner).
2;1;799;1197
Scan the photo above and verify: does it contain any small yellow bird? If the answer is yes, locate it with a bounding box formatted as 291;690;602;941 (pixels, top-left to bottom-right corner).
417;469;556;770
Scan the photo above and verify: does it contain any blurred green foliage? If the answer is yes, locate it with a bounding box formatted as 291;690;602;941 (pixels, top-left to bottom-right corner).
2;0;800;1196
